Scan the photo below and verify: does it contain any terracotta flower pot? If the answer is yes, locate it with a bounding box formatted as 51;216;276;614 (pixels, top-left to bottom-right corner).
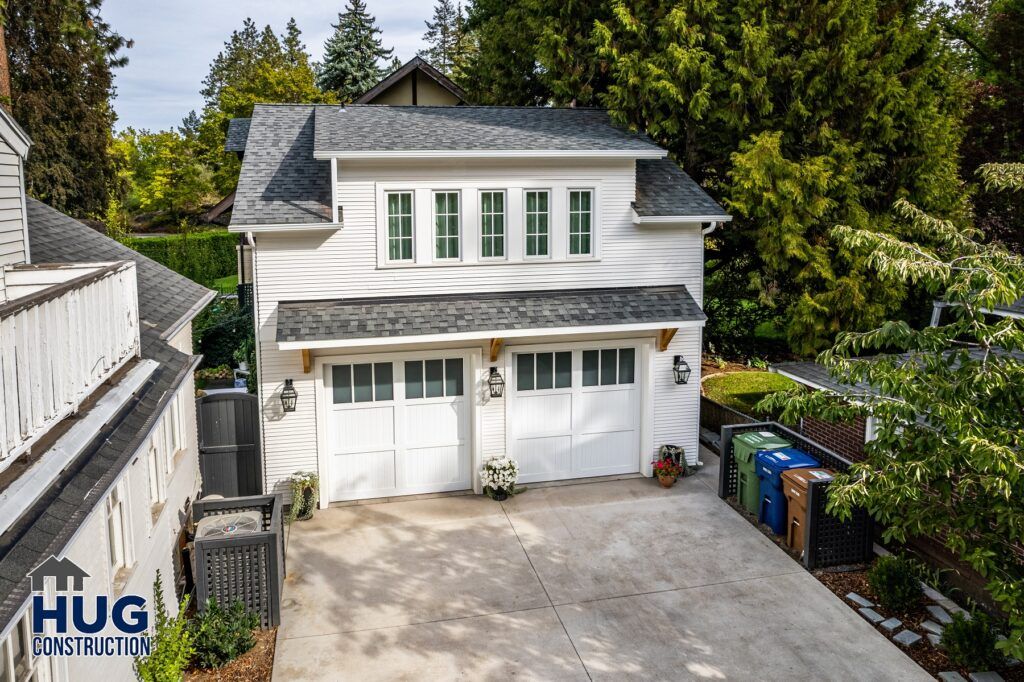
658;474;677;488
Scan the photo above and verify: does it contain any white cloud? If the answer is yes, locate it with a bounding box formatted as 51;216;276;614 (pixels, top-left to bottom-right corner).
104;0;431;131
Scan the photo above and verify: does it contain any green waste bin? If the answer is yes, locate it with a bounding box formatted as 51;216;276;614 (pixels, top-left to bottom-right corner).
733;431;792;514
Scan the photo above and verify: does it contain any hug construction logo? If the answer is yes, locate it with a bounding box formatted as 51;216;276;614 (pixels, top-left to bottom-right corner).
26;555;151;658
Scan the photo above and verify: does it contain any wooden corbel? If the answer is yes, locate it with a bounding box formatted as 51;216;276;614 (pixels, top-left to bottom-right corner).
301;349;311;374
657;328;678;352
489;338;504;363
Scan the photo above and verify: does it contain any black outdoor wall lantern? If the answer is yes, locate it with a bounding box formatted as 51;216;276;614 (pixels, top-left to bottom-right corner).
488;367;505;398
672;356;692;385
281;379;298;412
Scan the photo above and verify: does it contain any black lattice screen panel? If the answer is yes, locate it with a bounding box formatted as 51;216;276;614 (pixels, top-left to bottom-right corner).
193;494;285;628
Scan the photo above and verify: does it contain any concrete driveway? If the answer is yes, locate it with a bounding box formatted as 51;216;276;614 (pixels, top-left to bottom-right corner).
273;451;928;681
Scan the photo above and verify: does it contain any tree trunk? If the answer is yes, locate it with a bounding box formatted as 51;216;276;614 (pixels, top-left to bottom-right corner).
0;23;10;111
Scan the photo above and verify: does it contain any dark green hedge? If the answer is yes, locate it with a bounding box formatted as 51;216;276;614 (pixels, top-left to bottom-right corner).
133;230;237;286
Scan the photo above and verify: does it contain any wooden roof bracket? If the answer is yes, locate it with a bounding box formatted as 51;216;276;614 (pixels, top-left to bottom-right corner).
489;338;504;363
301;349;311;374
658;328;678;352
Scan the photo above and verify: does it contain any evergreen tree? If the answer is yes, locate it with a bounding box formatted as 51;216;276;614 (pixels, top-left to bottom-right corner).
419;0;467;76
461;0;548;105
4;0;130;217
317;0;394;102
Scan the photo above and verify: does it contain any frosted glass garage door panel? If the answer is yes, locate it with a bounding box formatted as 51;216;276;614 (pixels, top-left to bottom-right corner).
330;405;396;451
330;450;397;499
399;444;470;491
573;430;637;476
515;435;573;482
576;389;636;432
405;401;466;448
512;393;572;438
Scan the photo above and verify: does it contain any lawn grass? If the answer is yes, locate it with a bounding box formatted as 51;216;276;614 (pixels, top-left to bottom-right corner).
213;274;238;291
701;371;797;415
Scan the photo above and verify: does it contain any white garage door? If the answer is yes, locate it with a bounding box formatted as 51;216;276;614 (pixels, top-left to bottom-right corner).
508;345;641;483
324;353;470;501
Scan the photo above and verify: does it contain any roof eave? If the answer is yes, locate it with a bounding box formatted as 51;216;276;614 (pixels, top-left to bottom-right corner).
228;221;341;234
313;149;667;161
0;108;32;158
631;210;732;225
278;319;705;351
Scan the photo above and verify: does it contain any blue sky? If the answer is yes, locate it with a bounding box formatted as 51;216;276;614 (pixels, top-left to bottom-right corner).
103;0;433;131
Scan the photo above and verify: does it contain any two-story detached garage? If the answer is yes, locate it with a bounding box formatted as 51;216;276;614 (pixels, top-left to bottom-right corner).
230;104;729;504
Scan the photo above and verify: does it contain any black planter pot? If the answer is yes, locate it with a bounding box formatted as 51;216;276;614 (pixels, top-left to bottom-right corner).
492;489;509;501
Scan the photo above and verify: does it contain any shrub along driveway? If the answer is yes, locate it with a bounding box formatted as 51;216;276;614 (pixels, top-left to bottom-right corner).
272;450;928;680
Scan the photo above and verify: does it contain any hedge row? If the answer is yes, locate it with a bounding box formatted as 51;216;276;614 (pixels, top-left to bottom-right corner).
133;230;237;286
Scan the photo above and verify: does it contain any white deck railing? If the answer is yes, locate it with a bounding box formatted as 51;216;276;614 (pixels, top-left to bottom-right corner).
0;261;141;472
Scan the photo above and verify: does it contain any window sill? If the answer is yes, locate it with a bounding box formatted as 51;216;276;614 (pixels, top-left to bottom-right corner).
150;502;166;528
111;563;136;596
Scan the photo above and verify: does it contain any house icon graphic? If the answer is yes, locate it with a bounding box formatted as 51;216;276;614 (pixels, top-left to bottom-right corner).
27;555;90;592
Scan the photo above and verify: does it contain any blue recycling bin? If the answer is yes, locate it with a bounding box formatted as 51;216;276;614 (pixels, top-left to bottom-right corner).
756;448;821;535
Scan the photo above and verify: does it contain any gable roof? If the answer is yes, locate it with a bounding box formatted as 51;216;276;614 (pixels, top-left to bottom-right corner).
355;56;467;105
0;108;31;159
26;198;214;339
231;105;333;227
225;117;251;153
633;158;730;220
312;105;666;158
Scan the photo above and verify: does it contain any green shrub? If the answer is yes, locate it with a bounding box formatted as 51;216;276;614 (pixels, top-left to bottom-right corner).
190;599;259;669
942;612;1003;670
192;296;254;370
134;571;193;682
133;229;236;286
867;555;922;612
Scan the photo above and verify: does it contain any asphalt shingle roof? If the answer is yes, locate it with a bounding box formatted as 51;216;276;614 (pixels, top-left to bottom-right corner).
313;105;664;155
994;297;1024;317
277;286;705;343
231;105;332;226
26;199;214;339
634;158;729;218
225;117;251;153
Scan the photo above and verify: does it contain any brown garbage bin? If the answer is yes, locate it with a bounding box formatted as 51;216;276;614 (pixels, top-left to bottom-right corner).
781;467;835;553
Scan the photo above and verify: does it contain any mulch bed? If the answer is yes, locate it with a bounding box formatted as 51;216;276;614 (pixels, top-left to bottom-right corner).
185;628;277;682
724;496;1022;680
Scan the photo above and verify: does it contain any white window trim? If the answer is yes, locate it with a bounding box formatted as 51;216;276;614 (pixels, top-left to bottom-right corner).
523;188;552;260
105;479;135;579
478;189;507;261
432;190;462;262
567;188;596;258
148;439;167;507
384;190;415;263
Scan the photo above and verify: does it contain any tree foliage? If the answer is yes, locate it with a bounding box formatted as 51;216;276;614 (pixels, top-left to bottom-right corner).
133;571;193;682
317;0;394;102
465;0;968;354
760;165;1024;657
111;127;213;218
945;0;1024;251
4;0;129;217
419;0;471;78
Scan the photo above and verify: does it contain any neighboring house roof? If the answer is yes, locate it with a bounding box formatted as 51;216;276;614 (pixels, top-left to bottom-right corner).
27;198;214;339
312;105;666;158
231;105;333;226
992;297;1024;319
633;158;730;220
277;285;705;345
225;117;251;154
355;56;467;105
0;330;196;629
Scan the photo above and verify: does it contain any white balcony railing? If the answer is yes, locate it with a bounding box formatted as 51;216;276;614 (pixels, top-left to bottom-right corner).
0;261;141;471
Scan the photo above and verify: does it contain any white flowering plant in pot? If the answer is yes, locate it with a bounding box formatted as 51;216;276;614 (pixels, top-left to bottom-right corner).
480;456;524;501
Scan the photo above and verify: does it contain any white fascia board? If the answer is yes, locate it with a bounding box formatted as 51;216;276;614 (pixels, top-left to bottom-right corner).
0;108;32;159
278;319;705;351
313;149;668;160
0;359;158;535
632;210;733;225
228;222;343;234
984;307;1023;320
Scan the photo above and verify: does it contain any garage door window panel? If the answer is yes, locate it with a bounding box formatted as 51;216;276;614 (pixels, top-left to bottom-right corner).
333;363;394;403
517;352;571;391
405;358;464;400
583;348;635;387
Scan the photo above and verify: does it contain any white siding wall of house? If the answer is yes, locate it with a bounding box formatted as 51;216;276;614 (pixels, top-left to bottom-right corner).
0;140;29;305
253;158;706;495
60;378;201;682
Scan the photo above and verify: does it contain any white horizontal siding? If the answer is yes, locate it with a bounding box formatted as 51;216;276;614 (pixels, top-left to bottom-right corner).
0;146;25;268
253;157;707;494
652;328;703;465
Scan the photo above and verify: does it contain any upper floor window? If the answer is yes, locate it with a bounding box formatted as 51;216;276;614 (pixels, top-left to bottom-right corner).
433;191;460;260
525;190;549;257
106;480;132;574
569;189;593;256
386;192;414;262
479;191;505;259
